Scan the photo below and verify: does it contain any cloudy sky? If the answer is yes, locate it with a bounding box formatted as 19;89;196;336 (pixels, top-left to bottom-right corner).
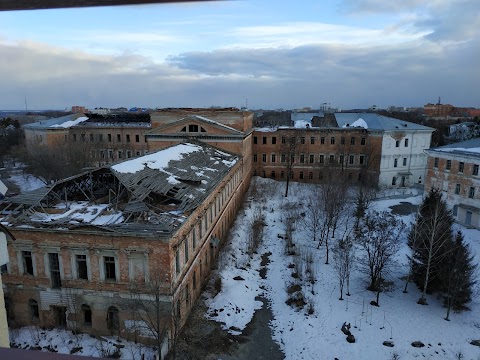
1;0;479;110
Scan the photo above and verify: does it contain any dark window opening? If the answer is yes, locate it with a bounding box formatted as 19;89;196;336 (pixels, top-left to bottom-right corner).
82;304;92;326
22;251;34;275
107;306;119;333
52;306;67;327
77;254;88;280
29;299;39;321
49;253;61;288
104;256;116;281
189;124;199;132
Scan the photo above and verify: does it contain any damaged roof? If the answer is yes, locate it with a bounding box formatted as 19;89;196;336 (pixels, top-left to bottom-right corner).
0;142;239;238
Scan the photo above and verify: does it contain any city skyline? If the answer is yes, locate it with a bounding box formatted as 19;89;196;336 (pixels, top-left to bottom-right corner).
1;0;479;110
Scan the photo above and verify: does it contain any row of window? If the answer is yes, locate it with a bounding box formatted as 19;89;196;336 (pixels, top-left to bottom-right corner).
94;149;148;160
7;250;128;285
434;157;479;176
453;184;476;199
395;138;409;148
253;135;367;146
254;169;363;182
253;153;367;166
393;157;408;168
70;133;146;143
175;168;242;276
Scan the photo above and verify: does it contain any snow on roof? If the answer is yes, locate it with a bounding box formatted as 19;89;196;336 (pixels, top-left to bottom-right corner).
335;113;433;131
293;120;311;128
190;115;243;134
429;138;480;158
49;116;89;128
112;143;201;174
342;117;368;129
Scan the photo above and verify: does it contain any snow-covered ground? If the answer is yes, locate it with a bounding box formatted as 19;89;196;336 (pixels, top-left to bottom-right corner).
206;178;480;360
9;327;156;359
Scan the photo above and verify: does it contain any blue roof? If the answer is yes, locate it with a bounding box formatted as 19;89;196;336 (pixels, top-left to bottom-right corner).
334;113;434;132
23;113;85;130
428;138;480;159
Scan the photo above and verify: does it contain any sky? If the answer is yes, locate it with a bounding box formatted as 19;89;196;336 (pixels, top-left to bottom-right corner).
0;0;479;110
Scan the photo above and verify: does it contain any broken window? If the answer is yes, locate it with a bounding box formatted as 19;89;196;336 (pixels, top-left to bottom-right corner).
29;299;39;321
22;251;34;275
82;304;92;326
76;254;88;280
107;306;119;333
104;256;116;281
49;253;62;288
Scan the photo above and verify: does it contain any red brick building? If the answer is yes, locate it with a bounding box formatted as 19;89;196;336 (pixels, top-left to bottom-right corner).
425;138;480;229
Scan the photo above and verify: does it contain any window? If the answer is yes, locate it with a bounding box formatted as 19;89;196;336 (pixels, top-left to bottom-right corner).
0;264;7;274
310;136;315;144
184;239;189;262
330;136;335;145
329;155;335;163
81;134;86;142
341;137;345;145
339;155;344;165
453;205;458;216
289;171;294;179
82;304;92;326
404;138;409;147
135;134;140;142
29;299;39;321
271;171;276;178
446;160;451;170
193;271;197;290
72;134;77;142
253;136;257;144
320;137;325;144
104;256;116;281
98;134;103;142
89;133;94;142
474;164;479;176
281;136;286;144
262;136;267;144
22;251;34;275
188;124;199;132
309;154;314;163
308;172;313;180
52;306;67;327
395;140;400;147
319;154;325;164
392;177;397;186
117;134;121;142
459;162;464;173
319;172;323;180
280;171;285;179
403;158;407;166
118;150;123;159
262;154;267;162
107;306;119;332
126;150;132;158
126;134;130;143
434;157;439;168
272;137;276;144
271;153;276;163
301;137;305;144
48;253;61;288
349;155;354;165
394;158;398;168
175;250;180;275
253;154;257;162
261;170;266;177
300;154;305;163
299;172;304;180
469;187;475;199
192;228;196;248
108;134;112;142
455;184;461;195
76;255;88;280
361;137;366;145
281;153;286;163
359;155;365;165
350;137;356;145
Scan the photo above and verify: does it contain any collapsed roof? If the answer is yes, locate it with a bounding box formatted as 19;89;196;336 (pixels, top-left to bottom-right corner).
0;142;238;239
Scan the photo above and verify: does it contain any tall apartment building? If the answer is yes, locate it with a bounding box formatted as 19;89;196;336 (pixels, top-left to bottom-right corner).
425;138;480;229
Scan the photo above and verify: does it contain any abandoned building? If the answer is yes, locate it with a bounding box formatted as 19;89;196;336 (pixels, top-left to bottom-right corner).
0;142;250;358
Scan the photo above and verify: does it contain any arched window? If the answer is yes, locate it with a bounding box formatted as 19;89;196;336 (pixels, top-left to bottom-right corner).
4;296;13;322
82;304;92;326
180;126;186;132
106;306;119;333
29;299;39;321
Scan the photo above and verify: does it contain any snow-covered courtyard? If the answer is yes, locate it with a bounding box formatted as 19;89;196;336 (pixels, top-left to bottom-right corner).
205;178;480;360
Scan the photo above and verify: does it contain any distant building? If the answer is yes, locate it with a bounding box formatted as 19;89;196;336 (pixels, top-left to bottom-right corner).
71;106;86;113
425;138;480;229
424;103;455;117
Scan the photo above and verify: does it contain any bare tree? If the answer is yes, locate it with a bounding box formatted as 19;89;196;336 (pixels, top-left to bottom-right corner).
333;237;355;300
302;188;323;244
356;210;404;305
317;173;349;264
280;130;306;197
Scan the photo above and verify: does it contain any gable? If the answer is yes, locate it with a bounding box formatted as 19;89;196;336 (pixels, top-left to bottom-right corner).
146;115;243;137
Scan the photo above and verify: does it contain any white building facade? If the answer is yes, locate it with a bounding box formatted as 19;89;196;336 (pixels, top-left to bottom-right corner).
335;113;434;188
